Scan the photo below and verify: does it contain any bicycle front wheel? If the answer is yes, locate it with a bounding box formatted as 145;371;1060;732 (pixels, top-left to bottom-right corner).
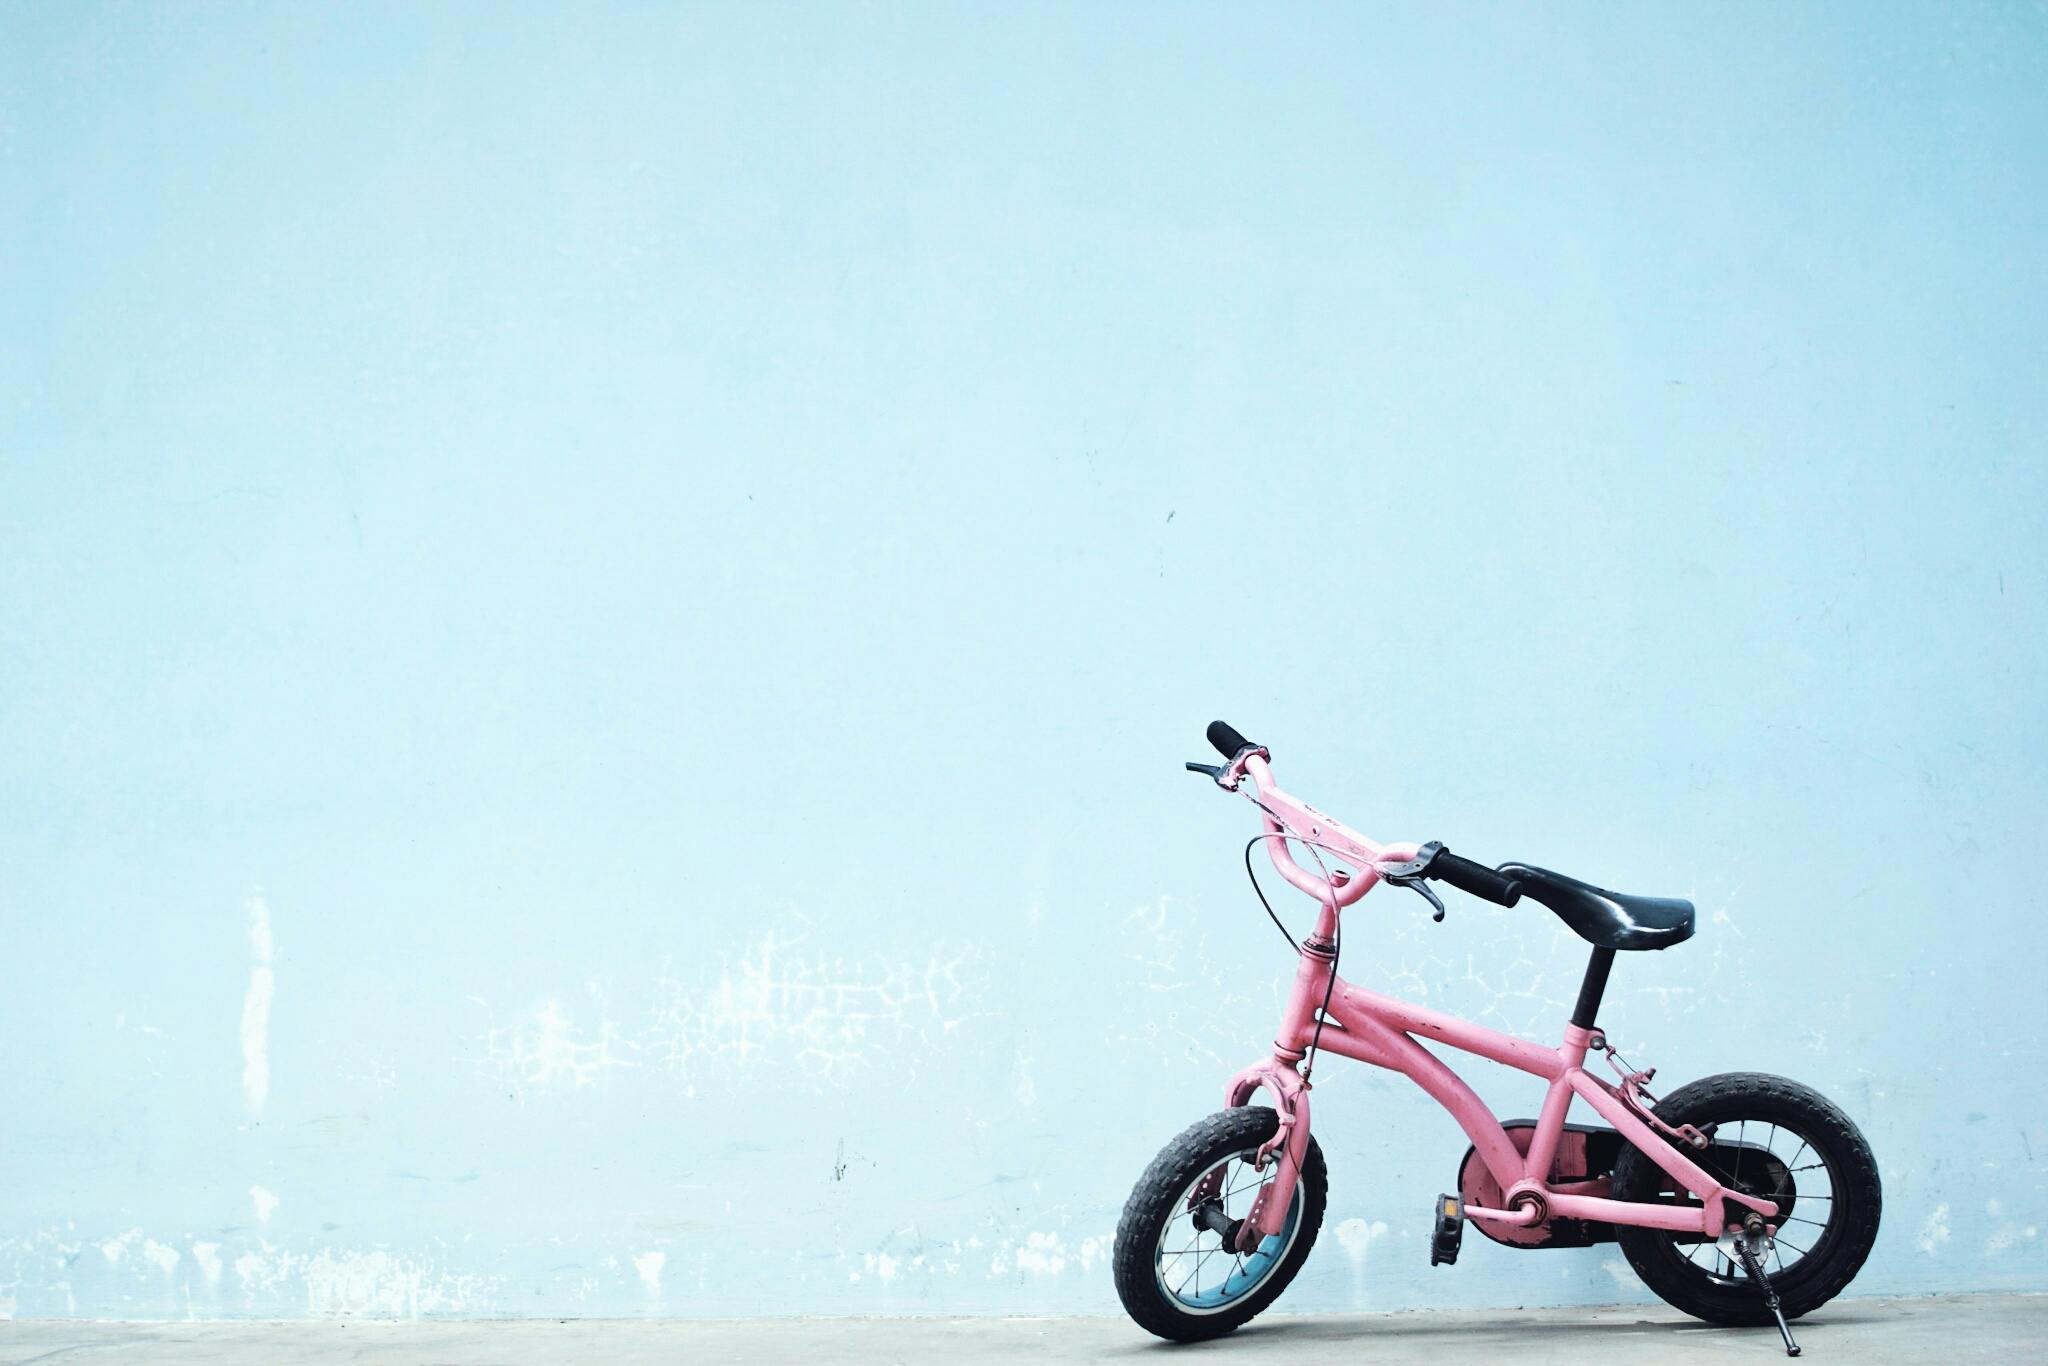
1112;1107;1327;1342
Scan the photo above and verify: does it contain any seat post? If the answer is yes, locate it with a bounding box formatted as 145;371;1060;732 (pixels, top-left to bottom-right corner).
1570;947;1616;1030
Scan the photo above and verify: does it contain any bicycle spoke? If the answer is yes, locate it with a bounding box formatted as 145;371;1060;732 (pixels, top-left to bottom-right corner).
1789;1216;1826;1228
1774;1234;1810;1257
1224;1166;1264;1199
1196;1246;1217;1289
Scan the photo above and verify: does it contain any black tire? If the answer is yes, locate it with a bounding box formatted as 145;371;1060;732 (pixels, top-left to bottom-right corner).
1610;1072;1881;1325
1113;1107;1327;1342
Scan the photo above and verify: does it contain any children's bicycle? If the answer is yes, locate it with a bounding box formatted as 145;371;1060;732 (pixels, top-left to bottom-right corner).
1113;723;1880;1357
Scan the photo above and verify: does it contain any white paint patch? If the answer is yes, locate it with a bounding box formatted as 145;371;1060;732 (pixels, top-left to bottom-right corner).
250;1186;280;1227
1334;1217;1388;1259
233;1252;272;1293
1600;1257;1637;1290
192;1242;223;1287
1012;1231;1067;1276
633;1251;666;1296
241;894;275;1115
1010;1046;1036;1108
99;1228;140;1268
141;1240;180;1277
1916;1202;1951;1255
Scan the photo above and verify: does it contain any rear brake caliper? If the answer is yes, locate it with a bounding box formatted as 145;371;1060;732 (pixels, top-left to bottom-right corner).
1593;1033;1708;1150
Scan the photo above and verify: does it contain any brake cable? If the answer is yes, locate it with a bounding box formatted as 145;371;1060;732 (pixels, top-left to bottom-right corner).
1236;791;1349;1082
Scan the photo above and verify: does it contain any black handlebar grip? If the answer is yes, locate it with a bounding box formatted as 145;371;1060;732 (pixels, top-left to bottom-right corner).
1207;720;1257;759
1428;849;1524;907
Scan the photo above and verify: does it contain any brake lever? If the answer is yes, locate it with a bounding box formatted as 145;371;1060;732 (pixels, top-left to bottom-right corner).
1184;761;1235;789
1401;878;1447;922
1378;840;1448;922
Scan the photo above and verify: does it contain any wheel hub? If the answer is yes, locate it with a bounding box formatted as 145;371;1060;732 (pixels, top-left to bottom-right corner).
1190;1196;1245;1248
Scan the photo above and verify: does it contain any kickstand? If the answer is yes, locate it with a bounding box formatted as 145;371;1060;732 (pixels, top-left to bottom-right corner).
1733;1228;1802;1357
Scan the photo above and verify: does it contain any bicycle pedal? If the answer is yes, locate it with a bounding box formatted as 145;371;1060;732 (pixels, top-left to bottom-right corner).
1430;1193;1464;1267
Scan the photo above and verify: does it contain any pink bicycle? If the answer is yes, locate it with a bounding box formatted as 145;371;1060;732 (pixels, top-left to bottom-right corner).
1113;723;1881;1357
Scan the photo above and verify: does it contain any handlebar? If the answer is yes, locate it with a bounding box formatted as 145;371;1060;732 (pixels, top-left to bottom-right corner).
1192;721;1525;923
1424;848;1524;908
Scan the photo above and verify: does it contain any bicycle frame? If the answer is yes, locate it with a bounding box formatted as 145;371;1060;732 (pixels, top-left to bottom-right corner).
1217;752;1778;1252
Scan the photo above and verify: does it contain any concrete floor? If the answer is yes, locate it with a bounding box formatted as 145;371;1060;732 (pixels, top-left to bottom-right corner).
0;1295;2036;1364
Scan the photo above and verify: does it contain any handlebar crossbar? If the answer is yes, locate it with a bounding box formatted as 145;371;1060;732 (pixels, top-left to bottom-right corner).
1202;720;1517;927
1239;752;1414;909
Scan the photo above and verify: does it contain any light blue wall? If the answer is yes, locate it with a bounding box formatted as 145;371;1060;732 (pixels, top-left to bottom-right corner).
3;0;2043;1321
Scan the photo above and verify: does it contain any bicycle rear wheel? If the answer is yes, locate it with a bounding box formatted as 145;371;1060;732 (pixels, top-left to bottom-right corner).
1610;1072;1880;1325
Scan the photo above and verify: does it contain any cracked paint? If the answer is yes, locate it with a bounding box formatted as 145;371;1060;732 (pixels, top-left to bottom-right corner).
474;926;984;1096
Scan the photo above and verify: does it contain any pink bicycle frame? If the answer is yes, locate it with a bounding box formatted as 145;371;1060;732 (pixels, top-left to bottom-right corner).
1217;751;1777;1252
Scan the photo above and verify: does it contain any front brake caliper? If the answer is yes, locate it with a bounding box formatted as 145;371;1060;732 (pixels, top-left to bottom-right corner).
1253;1109;1295;1170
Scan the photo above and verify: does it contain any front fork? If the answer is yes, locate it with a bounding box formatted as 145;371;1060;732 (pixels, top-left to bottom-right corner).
1210;1055;1314;1253
1201;931;1335;1253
